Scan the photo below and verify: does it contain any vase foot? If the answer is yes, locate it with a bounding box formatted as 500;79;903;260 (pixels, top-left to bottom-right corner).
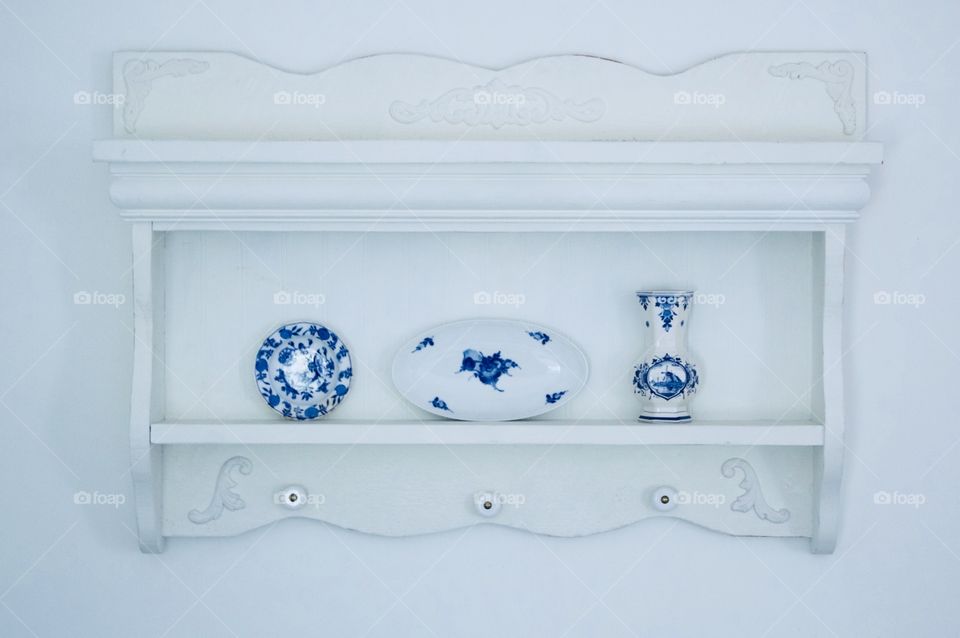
638;414;691;422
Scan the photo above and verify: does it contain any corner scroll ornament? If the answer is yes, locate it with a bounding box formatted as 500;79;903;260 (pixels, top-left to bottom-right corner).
768;60;856;135
389;78;605;129
122;57;210;134
721;457;790;524
188;456;253;524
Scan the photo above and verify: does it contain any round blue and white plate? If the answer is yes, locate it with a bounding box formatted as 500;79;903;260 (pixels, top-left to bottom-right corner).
254;322;353;420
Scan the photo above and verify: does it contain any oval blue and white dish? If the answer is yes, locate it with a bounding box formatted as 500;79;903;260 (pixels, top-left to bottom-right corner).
254;322;352;420
392;319;588;421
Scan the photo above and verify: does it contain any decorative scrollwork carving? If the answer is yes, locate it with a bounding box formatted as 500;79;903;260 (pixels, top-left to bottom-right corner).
768;60;855;135
122;57;209;133
188;456;253;524
721;457;790;524
389;78;605;128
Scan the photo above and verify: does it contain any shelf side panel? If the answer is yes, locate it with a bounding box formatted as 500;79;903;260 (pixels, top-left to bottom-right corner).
812;226;846;553
130;223;165;552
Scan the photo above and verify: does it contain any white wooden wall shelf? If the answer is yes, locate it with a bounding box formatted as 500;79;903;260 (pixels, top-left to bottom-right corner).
94;51;882;554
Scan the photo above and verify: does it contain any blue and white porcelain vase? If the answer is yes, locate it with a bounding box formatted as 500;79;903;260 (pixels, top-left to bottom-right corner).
633;290;700;422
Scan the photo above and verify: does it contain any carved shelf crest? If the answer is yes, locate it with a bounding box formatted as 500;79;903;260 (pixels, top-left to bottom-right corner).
769;60;856;135
389;78;605;128
721;457;791;524
122;57;209;133
187;456;253;524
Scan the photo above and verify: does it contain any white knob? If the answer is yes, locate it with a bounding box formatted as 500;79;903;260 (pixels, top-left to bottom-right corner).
652;486;678;512
276;485;309;510
474;491;502;517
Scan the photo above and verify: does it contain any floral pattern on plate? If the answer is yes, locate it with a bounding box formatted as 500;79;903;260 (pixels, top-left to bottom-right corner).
255;322;352;420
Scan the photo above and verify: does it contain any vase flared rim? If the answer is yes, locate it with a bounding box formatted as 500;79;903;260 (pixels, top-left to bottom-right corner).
635;290;695;297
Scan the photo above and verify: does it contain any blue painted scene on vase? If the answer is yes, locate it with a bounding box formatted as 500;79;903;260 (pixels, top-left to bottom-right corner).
633;353;699;401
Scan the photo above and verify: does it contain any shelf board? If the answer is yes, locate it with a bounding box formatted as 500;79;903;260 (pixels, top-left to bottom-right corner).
150;420;824;447
94;140;884;165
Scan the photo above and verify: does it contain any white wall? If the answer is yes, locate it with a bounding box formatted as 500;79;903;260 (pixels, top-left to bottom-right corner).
1;1;957;636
